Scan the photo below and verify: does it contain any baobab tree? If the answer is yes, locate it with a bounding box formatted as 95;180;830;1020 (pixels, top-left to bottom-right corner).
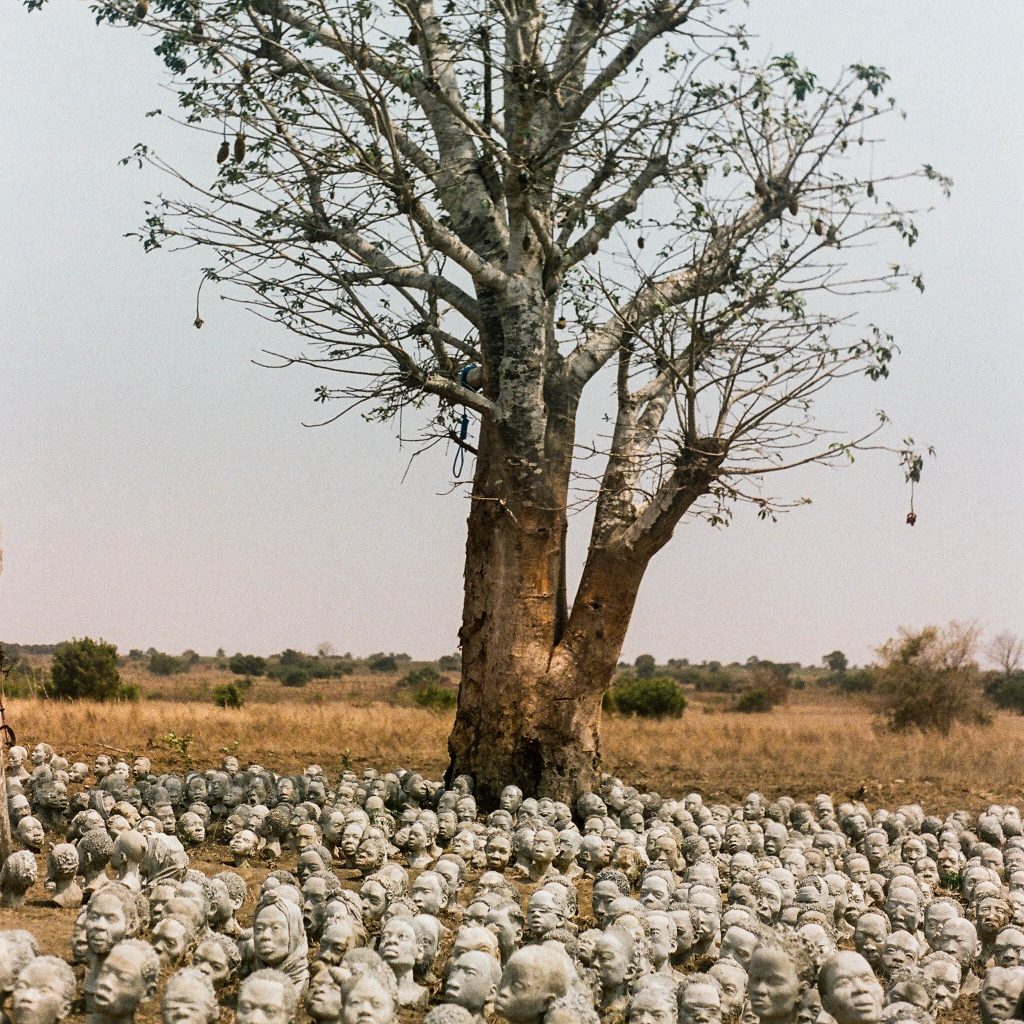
35;0;947;801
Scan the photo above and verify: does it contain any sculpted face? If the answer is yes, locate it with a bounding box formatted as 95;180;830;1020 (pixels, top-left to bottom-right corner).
995;928;1024;968
853;916;888;970
923;957;961;1010
92;946;149;1019
679;982;723;1024
885;891;921;935
721;927;758;969
596;931;633;991
306;969;342;1022
10;961;74;1024
690;891;721;940
340;974;394;1024
820;952;884;1024
527;891;563;939
360;880;388;923
641;876;672;910
253;906;292;965
153;919;190;967
87;893;130;956
711;960;748;1017
237;978;292;1024
444;950;497;1013
980;967;1024;1024
194;940;231;988
379;919;417;971
317;924;355;966
485;835;511;871
628;989;676;1024
747;947;802;1024
881;932;919;974
494;957;550;1023
411;875;445;916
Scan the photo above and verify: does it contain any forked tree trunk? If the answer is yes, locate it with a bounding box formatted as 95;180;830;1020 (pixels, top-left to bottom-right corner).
446;417;649;805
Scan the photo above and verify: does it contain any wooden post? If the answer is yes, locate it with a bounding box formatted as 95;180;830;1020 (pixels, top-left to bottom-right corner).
0;644;14;861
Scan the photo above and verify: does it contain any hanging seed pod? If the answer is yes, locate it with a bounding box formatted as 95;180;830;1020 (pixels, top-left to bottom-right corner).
812;218;825;237
826;224;838;246
133;0;148;21
193;316;204;330
217;140;230;164
233;133;247;162
637;236;645;250
407;24;420;45
753;175;767;198
191;19;204;42
906;511;917;526
241;60;253;81
787;198;799;216
866;181;875;198
556;317;567;330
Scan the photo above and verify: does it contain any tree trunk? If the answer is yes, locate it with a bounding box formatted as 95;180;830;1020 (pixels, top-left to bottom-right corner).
446;419;648;804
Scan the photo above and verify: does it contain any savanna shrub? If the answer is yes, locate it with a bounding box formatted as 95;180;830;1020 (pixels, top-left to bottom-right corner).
985;671;1024;714
367;652;399;673
213;683;245;708
281;669;309;688
149;652;186;676
50;637;126;701
735;688;777;713
874;621;992;734
229;653;267;676
398;665;449;689
413;682;458;710
608;677;686;718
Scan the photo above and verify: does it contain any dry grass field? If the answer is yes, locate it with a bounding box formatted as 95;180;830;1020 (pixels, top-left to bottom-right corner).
7;689;1024;816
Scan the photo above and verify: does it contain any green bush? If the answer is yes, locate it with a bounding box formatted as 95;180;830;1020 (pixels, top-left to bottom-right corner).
398;665;449;689
281;669;309;688
367;652;399;673
438;654;461;671
838;669;875;693
149;651;186;676
213;682;245;708
735;688;777;713
634;654;657;679
608;677;686;718
987;672;1024;713
414;682;458;709
229;653;267;676
50;637;128;701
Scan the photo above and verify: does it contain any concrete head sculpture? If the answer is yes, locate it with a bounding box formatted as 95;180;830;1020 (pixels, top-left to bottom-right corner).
818;951;884;1024
161;969;218;1024
91;939;161;1024
10;957;77;1024
237;970;299;1024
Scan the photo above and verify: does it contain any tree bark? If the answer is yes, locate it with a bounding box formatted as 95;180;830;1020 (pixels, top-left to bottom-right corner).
446;421;649;805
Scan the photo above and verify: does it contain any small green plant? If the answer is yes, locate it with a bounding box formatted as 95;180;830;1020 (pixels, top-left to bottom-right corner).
162;730;195;766
212;682;245;708
281;669;309;688
414;682;458;710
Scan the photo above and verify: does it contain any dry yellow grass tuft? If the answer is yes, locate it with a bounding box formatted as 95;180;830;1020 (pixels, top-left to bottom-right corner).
7;694;1024;814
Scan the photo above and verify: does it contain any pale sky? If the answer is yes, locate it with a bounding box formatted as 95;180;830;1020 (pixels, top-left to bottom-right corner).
2;2;1022;667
